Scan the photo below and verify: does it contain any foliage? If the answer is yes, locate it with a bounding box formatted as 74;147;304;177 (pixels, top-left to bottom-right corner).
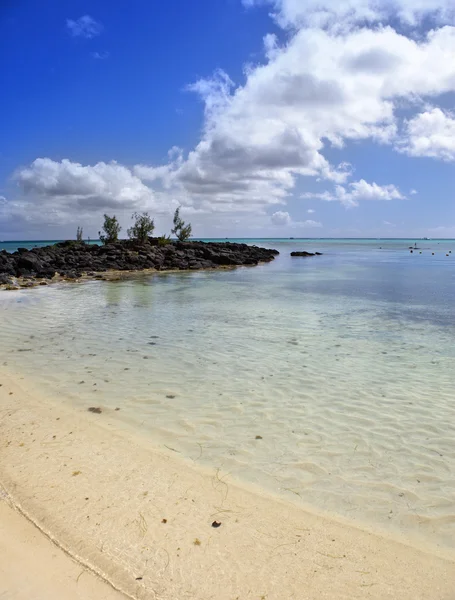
127;212;155;244
157;234;171;246
76;226;83;242
99;214;121;245
171;207;192;242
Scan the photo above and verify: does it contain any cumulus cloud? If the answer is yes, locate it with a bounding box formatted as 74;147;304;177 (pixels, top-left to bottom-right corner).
271;211;322;227
8;0;455;234
302;179;405;207
399;107;455;161
271;210;292;226
244;0;455;28
16;159;153;208
307;208;315;213
166;22;455;212
66;15;103;38
11;158;168;226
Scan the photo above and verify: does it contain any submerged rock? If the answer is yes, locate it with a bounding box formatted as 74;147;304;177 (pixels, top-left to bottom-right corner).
290;251;323;257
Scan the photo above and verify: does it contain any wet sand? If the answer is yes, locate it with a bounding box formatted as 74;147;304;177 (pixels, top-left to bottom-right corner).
1;368;455;600
0;499;126;600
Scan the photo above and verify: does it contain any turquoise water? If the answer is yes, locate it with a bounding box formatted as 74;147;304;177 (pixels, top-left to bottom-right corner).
2;237;454;253
1;238;455;550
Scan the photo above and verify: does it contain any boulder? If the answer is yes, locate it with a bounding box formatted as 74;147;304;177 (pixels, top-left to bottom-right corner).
0;274;13;285
17;254;43;272
290;251;323;257
1;239;279;289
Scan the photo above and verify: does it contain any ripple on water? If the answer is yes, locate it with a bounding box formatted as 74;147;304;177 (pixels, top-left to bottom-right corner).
1;261;455;551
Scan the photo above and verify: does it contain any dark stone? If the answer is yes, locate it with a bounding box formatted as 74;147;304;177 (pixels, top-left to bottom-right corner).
1;239;279;289
290;251;322;257
17;254;43;272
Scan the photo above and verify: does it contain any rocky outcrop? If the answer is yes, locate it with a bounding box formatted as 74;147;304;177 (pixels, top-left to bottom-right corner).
0;240;279;288
290;251;323;257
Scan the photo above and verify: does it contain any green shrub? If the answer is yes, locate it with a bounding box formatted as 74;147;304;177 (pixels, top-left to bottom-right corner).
157;234;171;246
127;212;155;244
171;207;192;242
99;214;121;245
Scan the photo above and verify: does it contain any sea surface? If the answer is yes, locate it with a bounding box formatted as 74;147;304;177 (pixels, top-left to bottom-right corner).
1;238;455;551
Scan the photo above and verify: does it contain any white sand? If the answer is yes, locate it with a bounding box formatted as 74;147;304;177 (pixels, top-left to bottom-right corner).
1;368;455;600
0;499;126;600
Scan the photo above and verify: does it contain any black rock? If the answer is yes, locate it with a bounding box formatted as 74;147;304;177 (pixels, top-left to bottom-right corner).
0;274;13;285
17;254;43;272
1;239;279;289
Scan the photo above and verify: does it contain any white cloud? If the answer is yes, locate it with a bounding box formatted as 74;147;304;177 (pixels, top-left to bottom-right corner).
271;210;292;225
399;107;455;161
12;158;165;225
271;211;322;227
410;189;418;195
9;2;455;234
166;23;455;213
244;0;455;28
383;220;396;226
302;179;405;207
303;219;322;227
307;208;315;213
16;159;151;207
66;15;103;38
92;51;109;60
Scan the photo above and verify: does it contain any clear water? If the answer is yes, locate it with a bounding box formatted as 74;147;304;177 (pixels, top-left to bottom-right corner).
1;239;455;550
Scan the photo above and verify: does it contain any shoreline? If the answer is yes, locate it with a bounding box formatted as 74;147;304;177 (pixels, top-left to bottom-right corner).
0;496;126;600
1;366;455;599
0;239;279;291
0;265;239;291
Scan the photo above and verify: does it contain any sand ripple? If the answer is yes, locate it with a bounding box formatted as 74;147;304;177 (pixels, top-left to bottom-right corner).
1;266;454;551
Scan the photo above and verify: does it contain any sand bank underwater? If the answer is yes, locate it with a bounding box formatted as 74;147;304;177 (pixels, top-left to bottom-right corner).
1;367;455;600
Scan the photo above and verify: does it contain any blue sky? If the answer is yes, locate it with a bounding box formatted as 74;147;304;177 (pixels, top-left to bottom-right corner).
1;0;455;239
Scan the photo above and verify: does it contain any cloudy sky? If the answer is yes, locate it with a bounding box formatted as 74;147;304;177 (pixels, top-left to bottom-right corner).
1;0;455;240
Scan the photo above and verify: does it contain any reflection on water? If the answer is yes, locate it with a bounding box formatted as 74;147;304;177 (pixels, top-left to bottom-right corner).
1;239;455;550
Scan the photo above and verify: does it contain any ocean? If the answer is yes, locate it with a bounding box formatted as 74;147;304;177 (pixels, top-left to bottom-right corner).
1;238;454;551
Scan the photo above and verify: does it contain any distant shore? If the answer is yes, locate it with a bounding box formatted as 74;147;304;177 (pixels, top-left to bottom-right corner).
0;239;279;290
1;367;455;600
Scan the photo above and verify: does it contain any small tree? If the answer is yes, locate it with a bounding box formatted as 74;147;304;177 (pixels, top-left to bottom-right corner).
76;226;83;242
157;234;171;246
127;212;155;244
99;214;121;245
171;207;192;241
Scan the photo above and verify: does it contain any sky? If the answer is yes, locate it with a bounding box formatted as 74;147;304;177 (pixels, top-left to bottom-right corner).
1;0;455;240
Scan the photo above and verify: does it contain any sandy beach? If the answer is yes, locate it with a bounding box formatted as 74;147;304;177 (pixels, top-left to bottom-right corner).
1;366;455;600
0;499;126;600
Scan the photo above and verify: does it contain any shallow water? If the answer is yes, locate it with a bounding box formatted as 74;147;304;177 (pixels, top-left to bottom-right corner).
1;239;455;550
